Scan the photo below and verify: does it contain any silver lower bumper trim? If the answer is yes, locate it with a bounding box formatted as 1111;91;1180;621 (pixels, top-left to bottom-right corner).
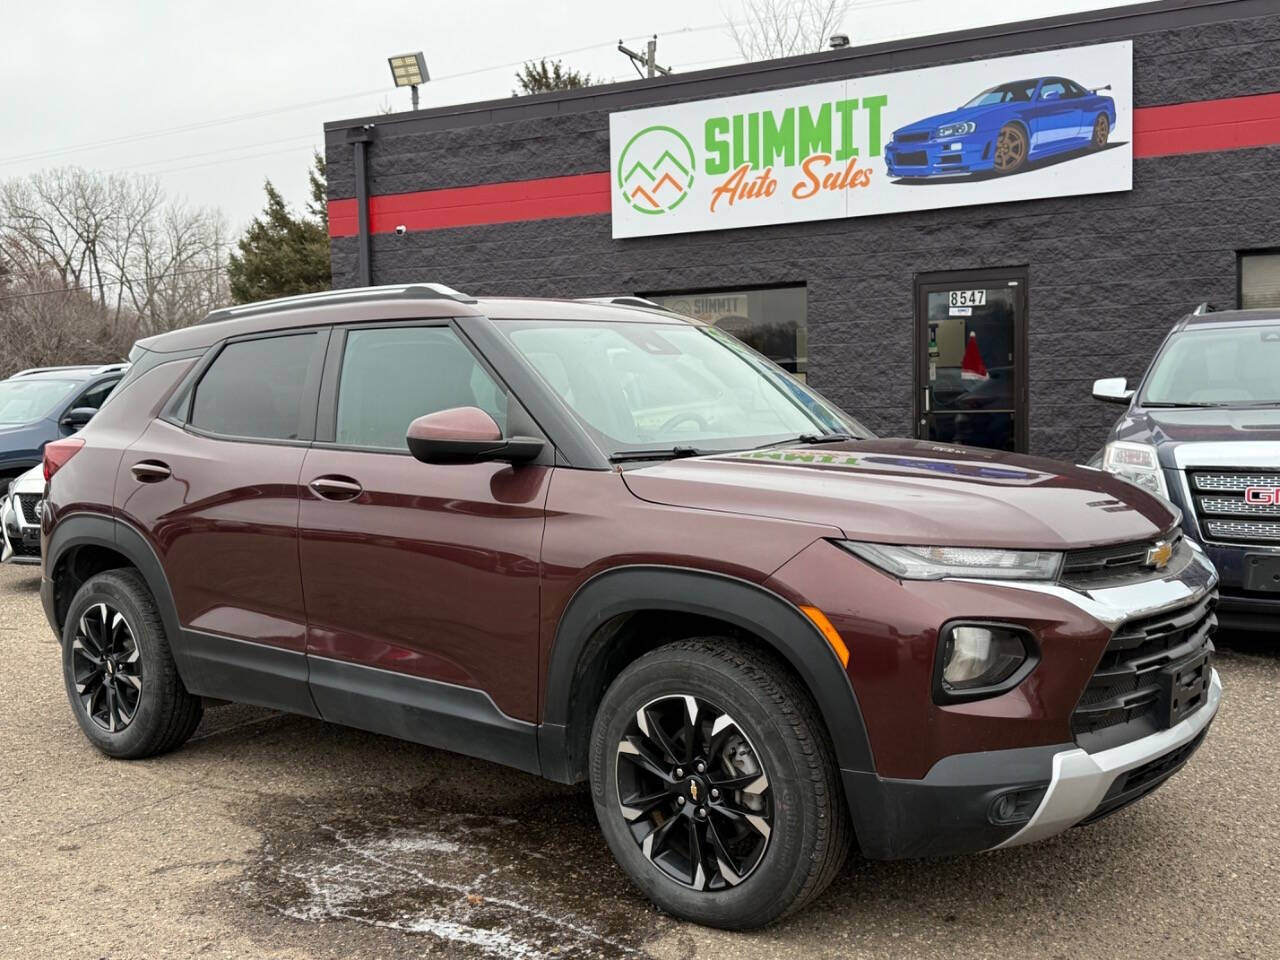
996;668;1222;848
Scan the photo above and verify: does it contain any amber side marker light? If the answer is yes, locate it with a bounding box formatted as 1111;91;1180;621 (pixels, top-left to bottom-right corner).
800;605;849;667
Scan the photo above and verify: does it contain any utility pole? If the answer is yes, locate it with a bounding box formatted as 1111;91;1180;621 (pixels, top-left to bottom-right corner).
618;35;672;79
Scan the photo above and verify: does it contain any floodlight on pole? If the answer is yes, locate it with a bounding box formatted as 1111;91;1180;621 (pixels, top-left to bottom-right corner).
388;52;429;110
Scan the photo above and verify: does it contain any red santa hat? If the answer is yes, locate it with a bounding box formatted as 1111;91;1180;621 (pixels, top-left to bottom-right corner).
960;331;989;381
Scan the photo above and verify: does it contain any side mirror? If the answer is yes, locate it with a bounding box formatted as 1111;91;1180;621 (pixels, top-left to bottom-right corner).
406;406;544;465
60;407;97;430
1091;377;1134;405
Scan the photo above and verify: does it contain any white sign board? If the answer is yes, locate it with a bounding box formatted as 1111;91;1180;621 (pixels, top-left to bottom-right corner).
609;41;1132;238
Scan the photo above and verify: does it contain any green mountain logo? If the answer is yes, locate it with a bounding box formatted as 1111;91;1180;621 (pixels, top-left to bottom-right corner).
617;126;696;215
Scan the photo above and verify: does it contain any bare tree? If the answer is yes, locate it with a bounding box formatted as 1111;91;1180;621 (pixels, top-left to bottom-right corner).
0;167;230;377
728;0;850;61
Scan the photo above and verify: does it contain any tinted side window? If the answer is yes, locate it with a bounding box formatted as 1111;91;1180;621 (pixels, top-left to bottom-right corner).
191;333;322;440
335;326;507;450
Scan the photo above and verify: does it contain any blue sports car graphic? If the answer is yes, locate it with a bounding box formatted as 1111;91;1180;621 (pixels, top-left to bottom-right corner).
885;76;1117;180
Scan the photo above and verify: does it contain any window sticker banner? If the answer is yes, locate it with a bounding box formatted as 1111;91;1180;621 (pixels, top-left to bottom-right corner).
608;41;1132;238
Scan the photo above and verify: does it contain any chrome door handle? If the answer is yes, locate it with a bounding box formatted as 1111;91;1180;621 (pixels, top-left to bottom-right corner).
130;461;171;482
309;476;363;501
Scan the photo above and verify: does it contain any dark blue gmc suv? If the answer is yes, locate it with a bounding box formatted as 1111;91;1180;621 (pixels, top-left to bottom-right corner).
1091;307;1280;631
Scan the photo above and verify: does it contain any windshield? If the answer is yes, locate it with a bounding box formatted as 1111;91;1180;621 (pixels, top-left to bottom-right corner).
496;319;869;457
0;379;75;425
1141;323;1280;406
963;81;1037;107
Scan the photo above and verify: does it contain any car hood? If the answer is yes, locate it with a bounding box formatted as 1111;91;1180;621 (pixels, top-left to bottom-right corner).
1115;406;1280;446
894;103;1010;136
622;439;1176;550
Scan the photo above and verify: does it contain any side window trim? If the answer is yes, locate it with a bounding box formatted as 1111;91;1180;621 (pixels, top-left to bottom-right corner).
314;318;517;452
174;327;332;446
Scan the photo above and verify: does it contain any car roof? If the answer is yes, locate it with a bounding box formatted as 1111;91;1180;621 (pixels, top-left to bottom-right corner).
136;286;702;354
1179;307;1280;329
3;363;128;383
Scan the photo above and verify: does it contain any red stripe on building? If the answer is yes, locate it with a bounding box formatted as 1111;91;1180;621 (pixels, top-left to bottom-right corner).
329;93;1280;238
327;172;610;238
1133;91;1280;157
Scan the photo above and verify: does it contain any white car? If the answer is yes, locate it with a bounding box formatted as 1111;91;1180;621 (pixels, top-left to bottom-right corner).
2;464;44;565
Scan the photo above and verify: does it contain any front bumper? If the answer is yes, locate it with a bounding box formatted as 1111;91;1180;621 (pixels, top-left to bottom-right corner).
997;668;1220;847
2;494;42;565
841;544;1220;859
885;133;994;177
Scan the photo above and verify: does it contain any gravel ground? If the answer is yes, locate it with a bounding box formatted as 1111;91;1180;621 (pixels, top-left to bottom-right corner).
1;560;1277;960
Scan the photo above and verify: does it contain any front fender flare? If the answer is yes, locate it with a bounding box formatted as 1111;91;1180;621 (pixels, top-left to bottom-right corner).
538;565;875;782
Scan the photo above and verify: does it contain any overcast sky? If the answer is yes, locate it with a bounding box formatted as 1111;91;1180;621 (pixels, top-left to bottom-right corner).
1;0;1148;229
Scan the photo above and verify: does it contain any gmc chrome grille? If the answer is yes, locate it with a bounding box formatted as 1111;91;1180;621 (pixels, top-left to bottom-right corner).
1192;472;1280;492
1188;469;1280;546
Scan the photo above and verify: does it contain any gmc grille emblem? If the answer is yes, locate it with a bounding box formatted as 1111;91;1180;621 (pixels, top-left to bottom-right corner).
1145;540;1174;569
1245;486;1279;505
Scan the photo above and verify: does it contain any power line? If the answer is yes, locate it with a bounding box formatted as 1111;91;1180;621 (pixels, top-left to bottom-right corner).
0;22;747;171
0;265;226;304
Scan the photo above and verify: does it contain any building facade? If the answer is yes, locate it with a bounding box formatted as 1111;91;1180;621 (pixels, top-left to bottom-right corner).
325;0;1280;463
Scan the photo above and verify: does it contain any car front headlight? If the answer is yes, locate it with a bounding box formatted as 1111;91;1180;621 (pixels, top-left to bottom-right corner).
837;541;1063;581
1101;440;1169;498
938;121;977;138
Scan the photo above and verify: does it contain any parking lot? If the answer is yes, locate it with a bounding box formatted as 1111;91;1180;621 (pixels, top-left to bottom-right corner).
0;560;1276;960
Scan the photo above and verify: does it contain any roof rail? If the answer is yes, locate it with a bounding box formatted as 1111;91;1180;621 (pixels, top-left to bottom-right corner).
200;283;477;325
9;364;99;378
1192;301;1213;315
577;295;674;311
90;362;130;375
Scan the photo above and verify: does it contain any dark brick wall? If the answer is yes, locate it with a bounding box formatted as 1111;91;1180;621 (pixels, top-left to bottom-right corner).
326;4;1280;463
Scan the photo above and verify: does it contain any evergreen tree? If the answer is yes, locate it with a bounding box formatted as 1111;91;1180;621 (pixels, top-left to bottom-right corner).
227;153;330;304
514;59;592;95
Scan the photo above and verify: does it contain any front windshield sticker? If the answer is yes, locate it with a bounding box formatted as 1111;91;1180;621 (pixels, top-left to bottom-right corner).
724;449;1055;485
610;41;1132;238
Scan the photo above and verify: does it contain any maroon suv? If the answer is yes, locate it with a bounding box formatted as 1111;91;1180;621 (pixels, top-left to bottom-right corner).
41;285;1221;929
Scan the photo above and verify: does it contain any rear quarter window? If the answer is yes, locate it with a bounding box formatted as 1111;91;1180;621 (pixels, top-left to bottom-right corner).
189;333;325;441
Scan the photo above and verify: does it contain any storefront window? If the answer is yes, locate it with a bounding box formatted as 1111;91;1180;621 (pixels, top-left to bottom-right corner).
1240;252;1280;309
644;286;808;379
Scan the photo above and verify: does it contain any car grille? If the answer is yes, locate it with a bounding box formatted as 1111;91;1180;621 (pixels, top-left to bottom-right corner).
1188;469;1280;545
892;150;928;166
1071;592;1216;751
1059;532;1185;591
16;494;41;525
895;131;930;143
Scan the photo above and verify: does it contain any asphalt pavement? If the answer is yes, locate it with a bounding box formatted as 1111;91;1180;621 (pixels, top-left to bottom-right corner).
1;560;1277;959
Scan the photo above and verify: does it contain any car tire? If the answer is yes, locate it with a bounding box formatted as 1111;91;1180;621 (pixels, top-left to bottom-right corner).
993;123;1028;175
1091;113;1110;150
61;569;203;759
589;638;850;930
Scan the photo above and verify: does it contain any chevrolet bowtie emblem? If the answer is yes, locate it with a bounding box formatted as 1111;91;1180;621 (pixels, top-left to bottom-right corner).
1145;539;1173;569
688;780;700;802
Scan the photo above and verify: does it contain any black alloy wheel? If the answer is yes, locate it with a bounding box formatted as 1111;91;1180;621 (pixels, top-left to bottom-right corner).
616;694;772;890
70;601;143;733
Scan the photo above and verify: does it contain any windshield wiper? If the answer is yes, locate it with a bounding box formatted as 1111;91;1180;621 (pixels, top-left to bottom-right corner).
752;433;856;450
1141;401;1226;408
609;446;708;463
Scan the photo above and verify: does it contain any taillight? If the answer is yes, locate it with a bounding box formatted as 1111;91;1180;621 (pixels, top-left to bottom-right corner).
43;437;85;482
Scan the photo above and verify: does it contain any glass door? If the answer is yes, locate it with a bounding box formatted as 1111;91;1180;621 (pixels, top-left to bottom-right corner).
914;269;1028;452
